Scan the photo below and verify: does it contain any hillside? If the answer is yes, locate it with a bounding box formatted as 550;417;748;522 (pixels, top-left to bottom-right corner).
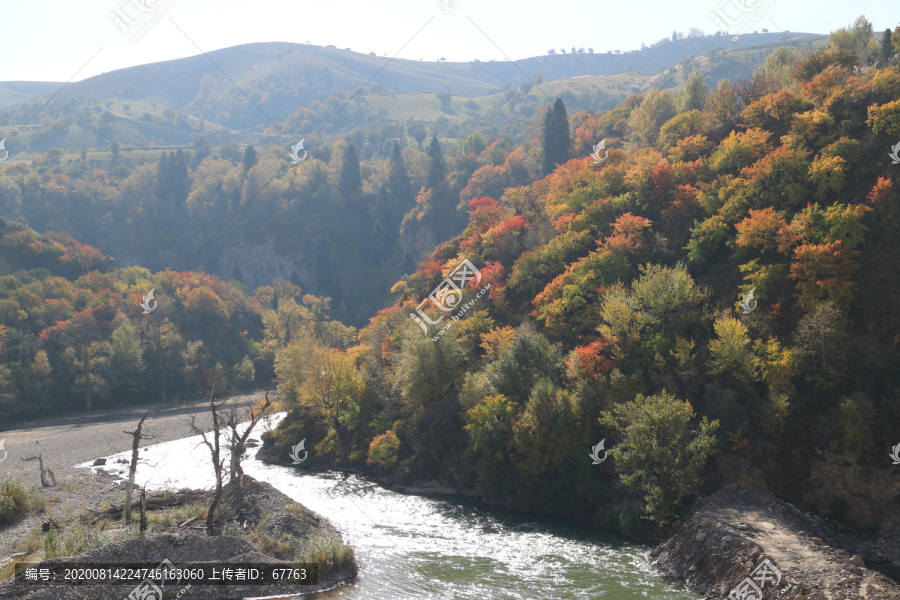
0;32;825;160
0;31;834;330
251;16;900;541
0;82;62;109
3;32;821;106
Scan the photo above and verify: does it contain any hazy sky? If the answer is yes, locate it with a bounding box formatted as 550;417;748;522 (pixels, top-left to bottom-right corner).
3;0;896;83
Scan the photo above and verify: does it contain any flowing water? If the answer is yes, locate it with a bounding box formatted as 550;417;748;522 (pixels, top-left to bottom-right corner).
79;417;698;600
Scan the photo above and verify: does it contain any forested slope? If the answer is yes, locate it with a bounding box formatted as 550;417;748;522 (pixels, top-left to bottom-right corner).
263;16;900;534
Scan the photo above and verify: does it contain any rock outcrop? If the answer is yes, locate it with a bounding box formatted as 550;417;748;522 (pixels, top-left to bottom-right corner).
653;484;900;599
218;237;314;291
802;451;900;534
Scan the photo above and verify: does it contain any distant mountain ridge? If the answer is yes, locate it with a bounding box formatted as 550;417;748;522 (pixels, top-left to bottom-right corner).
1;32;823;112
0;81;63;109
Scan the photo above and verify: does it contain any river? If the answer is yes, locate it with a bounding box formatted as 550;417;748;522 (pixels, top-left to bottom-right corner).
78;416;698;600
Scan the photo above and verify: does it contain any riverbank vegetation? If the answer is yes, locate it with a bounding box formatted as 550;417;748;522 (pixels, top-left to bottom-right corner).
0;476;45;526
0;478;356;586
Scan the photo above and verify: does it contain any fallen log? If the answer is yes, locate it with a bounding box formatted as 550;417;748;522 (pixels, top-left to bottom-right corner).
178;515;200;528
82;490;206;523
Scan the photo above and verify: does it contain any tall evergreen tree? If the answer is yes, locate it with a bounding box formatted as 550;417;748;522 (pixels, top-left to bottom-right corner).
338;143;361;195
426;137;446;188
541;98;571;176
388;142;411;205
157;151;189;207
171;150;190;207
242;144;258;172
155;152;170;206
110;141;120;167
881;28;893;62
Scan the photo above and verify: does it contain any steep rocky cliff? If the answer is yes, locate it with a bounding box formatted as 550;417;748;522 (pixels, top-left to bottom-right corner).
801;451;900;535
218;237;315;291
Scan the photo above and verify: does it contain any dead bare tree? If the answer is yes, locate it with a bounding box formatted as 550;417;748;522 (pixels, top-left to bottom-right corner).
734;73;777;107
123;412;150;524
225;391;275;489
189;363;229;535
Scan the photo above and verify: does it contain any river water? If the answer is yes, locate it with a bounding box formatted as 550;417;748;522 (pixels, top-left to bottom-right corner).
79;416;698;600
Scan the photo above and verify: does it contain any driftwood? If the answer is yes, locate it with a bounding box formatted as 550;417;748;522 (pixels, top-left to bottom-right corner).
37;454;56;487
41;518;60;532
83;490;206;523
178;515;200;528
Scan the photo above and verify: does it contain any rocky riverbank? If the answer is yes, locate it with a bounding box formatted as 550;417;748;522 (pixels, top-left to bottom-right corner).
0;476;357;599
652;484;900;599
0;401;357;598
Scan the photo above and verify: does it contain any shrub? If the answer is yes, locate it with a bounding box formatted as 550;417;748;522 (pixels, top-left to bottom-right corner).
600;390;719;525
0;476;41;525
44;528;59;559
367;430;400;469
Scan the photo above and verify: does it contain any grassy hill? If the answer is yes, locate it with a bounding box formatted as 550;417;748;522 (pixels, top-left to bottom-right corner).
0;32;826;160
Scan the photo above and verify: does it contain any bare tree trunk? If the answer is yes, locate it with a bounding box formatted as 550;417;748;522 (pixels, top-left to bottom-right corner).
229;439;243;484
139;489;147;535
333;417;347;464
156;323;167;403
207;480;222;534
191;365;247;535
124;412;148;524
226;392;274;486
197;379;224;535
